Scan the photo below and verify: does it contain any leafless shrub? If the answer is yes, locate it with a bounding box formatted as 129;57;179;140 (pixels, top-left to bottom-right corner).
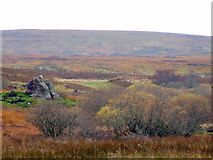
29;102;78;137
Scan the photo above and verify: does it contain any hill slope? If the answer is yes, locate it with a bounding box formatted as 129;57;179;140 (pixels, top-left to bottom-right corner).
2;30;211;56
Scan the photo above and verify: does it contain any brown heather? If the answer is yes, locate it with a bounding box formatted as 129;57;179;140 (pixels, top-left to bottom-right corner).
2;134;212;158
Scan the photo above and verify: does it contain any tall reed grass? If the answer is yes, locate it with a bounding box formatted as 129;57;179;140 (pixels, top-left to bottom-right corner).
2;134;212;158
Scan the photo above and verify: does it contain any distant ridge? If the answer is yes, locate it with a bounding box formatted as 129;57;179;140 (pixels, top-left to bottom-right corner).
2;30;211;56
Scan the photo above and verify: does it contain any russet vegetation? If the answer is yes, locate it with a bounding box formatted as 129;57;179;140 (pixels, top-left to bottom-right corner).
3;135;211;158
1;54;212;158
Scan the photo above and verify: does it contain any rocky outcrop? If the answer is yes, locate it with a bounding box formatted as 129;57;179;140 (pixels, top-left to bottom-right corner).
26;75;59;99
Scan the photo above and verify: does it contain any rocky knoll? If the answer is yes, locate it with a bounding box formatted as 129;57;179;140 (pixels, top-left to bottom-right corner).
26;75;59;99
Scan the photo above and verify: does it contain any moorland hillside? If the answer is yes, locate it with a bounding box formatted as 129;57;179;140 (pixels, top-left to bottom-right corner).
2;30;210;56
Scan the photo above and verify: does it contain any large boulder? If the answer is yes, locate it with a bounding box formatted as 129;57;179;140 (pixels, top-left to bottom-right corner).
26;75;59;99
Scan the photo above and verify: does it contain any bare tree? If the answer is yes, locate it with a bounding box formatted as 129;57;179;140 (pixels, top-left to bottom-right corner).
29;102;77;137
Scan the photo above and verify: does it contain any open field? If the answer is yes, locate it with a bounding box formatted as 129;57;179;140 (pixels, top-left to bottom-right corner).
54;78;108;83
54;78;111;89
2;54;211;76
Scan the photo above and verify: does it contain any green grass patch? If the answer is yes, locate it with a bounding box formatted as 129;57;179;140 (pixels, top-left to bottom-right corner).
10;81;26;85
0;91;34;108
0;91;76;108
74;81;111;89
177;67;190;74
57;97;76;106
137;67;155;75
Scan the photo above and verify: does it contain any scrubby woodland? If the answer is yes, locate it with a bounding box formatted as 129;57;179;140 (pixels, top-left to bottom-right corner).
1;30;212;158
1;54;212;158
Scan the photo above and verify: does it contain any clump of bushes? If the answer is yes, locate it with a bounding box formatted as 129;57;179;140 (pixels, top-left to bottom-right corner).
96;91;170;137
29;84;211;138
152;69;199;89
29;102;78;137
95;84;211;137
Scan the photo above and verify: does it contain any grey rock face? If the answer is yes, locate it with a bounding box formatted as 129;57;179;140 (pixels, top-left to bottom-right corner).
46;81;59;99
26;75;59;99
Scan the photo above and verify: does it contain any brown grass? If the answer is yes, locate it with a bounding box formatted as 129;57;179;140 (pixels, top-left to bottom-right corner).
2;134;212;158
2;107;40;137
3;54;211;76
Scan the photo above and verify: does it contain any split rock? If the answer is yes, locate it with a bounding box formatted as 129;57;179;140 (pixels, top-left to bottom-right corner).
26;75;59;99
